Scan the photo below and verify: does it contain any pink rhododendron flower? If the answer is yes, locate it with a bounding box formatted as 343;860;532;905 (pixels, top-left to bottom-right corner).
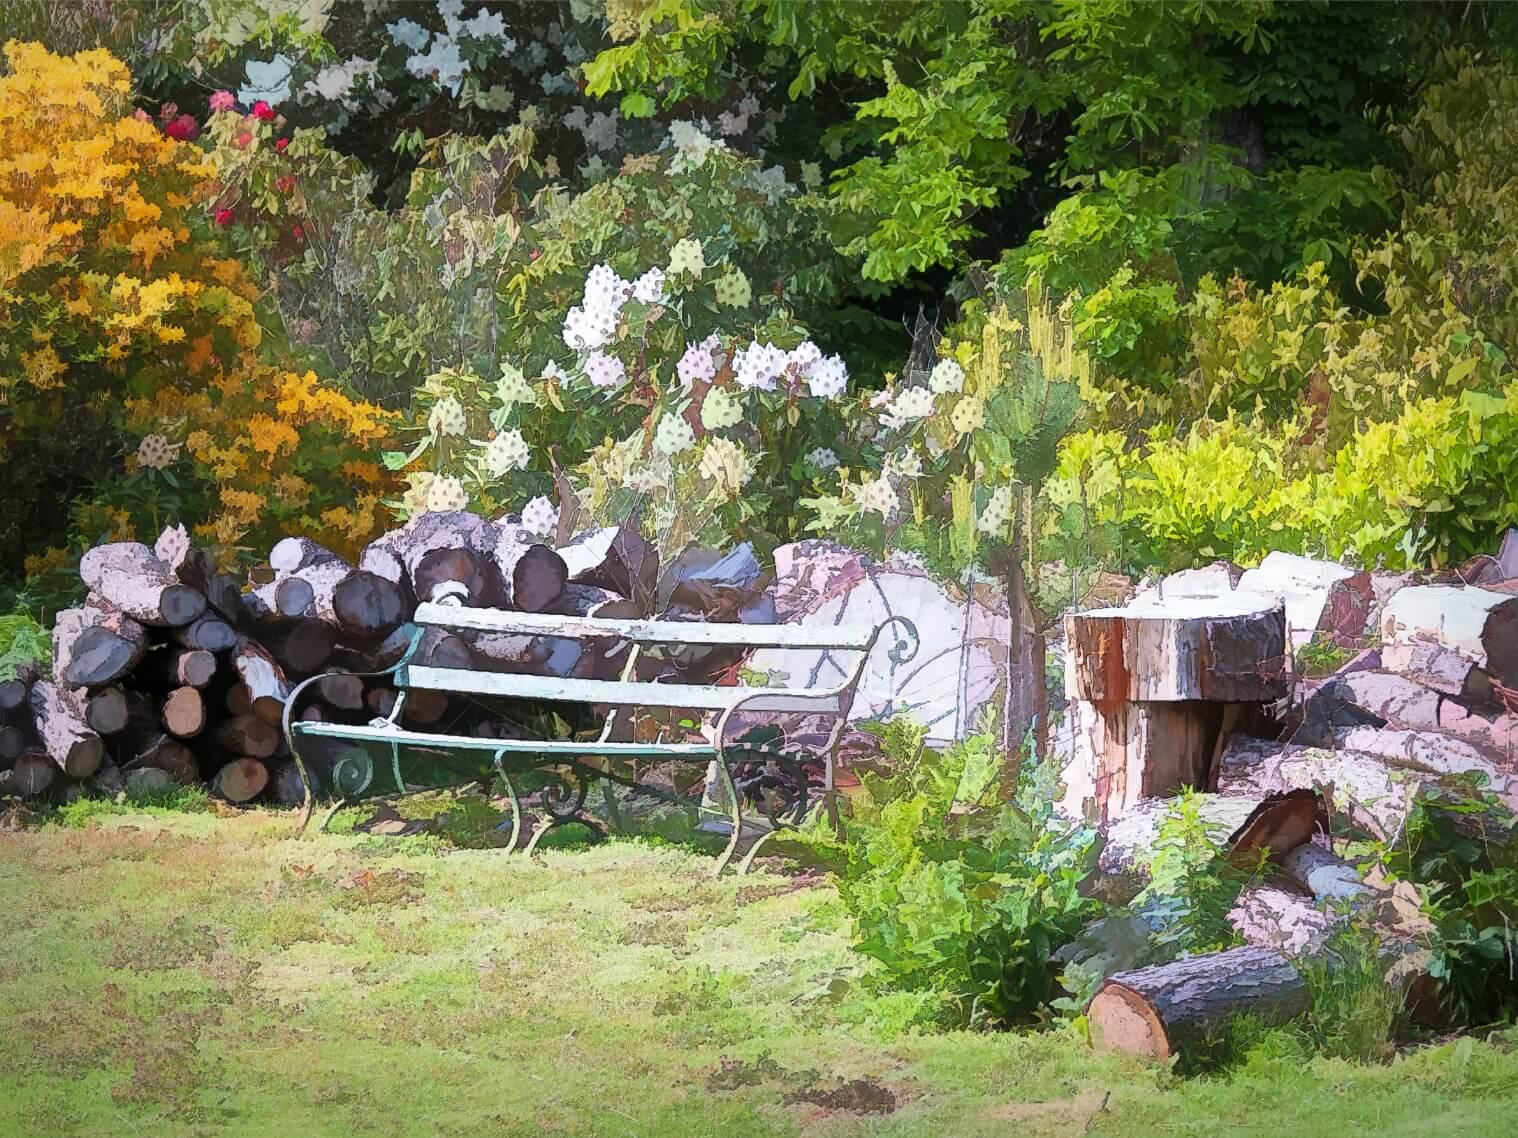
164;114;199;141
209;90;236;112
133;108;151;122
276;174;296;194
275;137;289;153
251;101;276;122
235;131;253;149
214;208;234;226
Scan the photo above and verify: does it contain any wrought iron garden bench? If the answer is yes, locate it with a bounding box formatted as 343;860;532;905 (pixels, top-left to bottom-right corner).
283;583;918;874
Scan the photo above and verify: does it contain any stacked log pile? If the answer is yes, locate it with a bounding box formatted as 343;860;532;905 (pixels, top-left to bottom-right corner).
1072;555;1518;1059
0;513;759;807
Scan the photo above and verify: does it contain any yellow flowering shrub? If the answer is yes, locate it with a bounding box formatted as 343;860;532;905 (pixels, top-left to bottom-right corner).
0;41;396;565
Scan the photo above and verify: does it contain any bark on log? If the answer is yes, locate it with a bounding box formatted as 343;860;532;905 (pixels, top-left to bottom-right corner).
1089;945;1309;1059
1091;790;1324;904
1382;585;1518;688
79;543;206;626
358;531;413;601
1302;671;1518;764
162;686;206;739
1380;641;1492;704
556;526;657;608
492;537;568;613
212;714;280;760
1234;552;1374;651
332;570;406;641
1062;698;1245;825
1281;843;1372;905
1066;595;1289;703
170;614;238;653
126;735;198;784
89;759;126;798
419;628;475;671
1218;735;1518;841
233;637;290;726
125;767;175;795
401;511;503;606
84;686;129;735
366;687;397;719
57;607;146;688
173;548;243;622
212;758;268;803
269;537;342;574
29;681;103;778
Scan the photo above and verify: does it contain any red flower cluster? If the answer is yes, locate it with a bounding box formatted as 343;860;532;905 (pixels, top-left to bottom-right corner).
251;101;276;122
165;113;199;141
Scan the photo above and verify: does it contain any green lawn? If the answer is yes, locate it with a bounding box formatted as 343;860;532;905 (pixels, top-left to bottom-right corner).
3;801;1517;1137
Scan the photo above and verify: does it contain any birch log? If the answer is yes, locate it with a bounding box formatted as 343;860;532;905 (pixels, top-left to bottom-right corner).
80;543;206;626
233;637;290;726
1382;585;1518;688
29;681;103;778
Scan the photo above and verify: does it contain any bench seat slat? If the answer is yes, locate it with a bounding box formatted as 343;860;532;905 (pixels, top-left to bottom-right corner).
290;720;717;756
411;602;879;650
397;665;844;715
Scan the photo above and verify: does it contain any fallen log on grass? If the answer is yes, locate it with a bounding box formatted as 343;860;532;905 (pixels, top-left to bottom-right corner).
1089;945;1311;1060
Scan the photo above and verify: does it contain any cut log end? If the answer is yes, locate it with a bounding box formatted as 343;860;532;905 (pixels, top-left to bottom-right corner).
213;758;269;804
1088;982;1173;1060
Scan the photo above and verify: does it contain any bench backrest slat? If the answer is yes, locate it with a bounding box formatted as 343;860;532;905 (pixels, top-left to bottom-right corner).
411;601;879;650
397;665;846;714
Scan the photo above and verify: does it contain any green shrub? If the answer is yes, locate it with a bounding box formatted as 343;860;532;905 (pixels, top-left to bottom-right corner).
818;718;1100;1028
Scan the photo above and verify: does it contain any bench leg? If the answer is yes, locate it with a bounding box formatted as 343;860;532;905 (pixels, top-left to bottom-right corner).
493;752;523;855
601;779;625;836
523;814;557;857
711;756;744;877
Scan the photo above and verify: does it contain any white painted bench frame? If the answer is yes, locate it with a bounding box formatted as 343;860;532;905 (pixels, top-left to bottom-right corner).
284;583;919;873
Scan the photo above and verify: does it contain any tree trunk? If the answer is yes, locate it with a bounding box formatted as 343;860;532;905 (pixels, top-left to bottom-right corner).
399;511;503;606
1067;596;1289;703
79;542;206;626
264;621;336;675
173;547;243;622
29;681;103;778
162;686;206;739
157;648;218;689
1382;585;1518;688
1281;843;1371;904
233;637;290;726
212;758;268;803
1089;945;1309;1059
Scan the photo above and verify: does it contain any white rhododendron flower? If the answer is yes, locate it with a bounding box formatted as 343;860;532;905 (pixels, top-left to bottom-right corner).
677;340;717;389
717;110;748;136
667;120;725;167
427;475;470;512
800;161;823;189
699;386;744;430
977;483;1014;536
806;446;839;470
462;7;508;40
427;395;467;437
583;263;628;308
402;472;435;516
135;433;177;470
539;360;567;383
699;436;753;496
387;19;431;51
582;109;619;151
787;340;821;373
407;35;469;92
625;462;670;492
667;237;705;277
738;93;761;117
496;363;535;407
807;354;848;399
733;340;787;390
483;429;531;475
852;475;899;519
652;412;696;456
713;268;751;308
951;395;985;435
631;267;666;304
584;351;626;389
930;357;965;394
520;495;559;536
562;304;616;351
